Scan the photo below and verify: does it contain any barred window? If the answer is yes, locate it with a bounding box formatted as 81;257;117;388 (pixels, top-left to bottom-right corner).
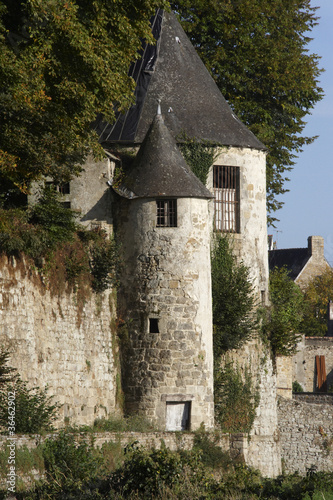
213;165;240;233
156;199;177;227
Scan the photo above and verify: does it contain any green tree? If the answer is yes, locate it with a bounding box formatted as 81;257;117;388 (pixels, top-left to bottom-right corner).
264;267;304;355
172;0;323;222
300;268;333;337
211;234;257;356
0;0;167;197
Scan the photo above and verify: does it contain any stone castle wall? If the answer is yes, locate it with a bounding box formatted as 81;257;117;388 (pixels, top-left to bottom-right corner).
278;397;333;474
0;255;119;427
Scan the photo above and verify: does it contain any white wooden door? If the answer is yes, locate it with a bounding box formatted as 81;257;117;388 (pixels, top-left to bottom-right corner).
165;402;190;431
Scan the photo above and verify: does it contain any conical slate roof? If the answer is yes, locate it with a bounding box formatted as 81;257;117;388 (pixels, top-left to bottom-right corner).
113;111;213;199
95;9;265;150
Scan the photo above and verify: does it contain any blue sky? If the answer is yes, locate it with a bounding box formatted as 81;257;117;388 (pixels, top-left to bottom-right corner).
270;1;333;263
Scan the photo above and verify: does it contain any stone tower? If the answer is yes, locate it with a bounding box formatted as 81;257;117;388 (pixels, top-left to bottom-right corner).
114;109;214;431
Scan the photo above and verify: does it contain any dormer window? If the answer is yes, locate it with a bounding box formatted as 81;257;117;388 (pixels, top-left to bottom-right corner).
156;199;177;227
213;165;240;233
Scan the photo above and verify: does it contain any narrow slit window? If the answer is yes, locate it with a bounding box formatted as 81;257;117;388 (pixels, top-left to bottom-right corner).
156;199;177;227
149;318;159;333
213;165;240;233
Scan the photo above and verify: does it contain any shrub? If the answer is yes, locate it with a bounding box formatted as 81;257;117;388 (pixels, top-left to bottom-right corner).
0;377;60;433
36;431;107;498
292;380;304;393
192;425;232;470
0;346;16;384
110;444;214;499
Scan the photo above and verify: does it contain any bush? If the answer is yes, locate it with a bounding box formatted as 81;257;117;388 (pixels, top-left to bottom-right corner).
0;377;60;433
110;444;214;499
292;380;304;393
36;431;107;498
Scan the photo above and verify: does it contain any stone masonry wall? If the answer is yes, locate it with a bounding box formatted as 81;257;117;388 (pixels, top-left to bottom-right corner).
293;336;333;392
276;355;293;398
278;397;333;474
223;340;282;477
0;255;119;427
207;146;268;303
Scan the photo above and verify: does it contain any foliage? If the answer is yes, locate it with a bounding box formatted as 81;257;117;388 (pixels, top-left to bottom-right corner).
178;135;217;185
0;346;16;384
214;362;259;434
28;185;78;244
292;380;304;393
211;234;257;356
0;188;119;294
35;431;107;498
192;425;232;470
0;0;168;198
0;376;60;433
89;230;120;293
172;0;323;223
2;437;333;498
263;266;304;356
300;268;333;336
109;443;213;499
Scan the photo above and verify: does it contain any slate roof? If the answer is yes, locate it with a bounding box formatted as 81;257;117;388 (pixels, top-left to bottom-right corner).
113;111;214;200
268;248;311;281
94;9;265;150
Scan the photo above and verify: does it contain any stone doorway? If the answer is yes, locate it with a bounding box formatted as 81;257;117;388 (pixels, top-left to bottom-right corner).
165;402;191;431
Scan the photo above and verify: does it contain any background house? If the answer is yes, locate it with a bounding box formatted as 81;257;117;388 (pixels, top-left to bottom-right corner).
269;235;331;291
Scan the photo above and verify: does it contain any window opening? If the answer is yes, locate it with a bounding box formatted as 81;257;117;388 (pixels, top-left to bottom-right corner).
45;181;70;195
213;166;240;233
156;199;177;227
149;318;159;333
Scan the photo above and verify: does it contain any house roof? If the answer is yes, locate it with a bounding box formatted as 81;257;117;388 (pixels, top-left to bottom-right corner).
269;248;310;281
113;110;214;200
94;9;265;150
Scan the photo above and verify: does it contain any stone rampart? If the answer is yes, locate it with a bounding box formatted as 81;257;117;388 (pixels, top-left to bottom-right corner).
0;255;119;427
278;397;333;474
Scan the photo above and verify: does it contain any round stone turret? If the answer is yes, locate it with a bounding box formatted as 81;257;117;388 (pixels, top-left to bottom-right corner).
115;113;214;430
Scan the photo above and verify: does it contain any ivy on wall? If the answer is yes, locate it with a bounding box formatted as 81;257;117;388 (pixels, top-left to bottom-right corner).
214;361;260;434
177;135;217;185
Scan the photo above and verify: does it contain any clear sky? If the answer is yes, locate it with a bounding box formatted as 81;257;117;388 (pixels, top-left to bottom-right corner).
270;1;333;263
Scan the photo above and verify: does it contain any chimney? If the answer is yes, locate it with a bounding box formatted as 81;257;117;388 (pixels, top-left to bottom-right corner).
308;236;324;259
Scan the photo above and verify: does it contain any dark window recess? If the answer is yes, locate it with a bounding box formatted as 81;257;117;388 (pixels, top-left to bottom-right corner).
213;165;240;233
149;318;159;333
61;201;71;209
156;199;177;227
58;182;70;195
45;181;70;195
